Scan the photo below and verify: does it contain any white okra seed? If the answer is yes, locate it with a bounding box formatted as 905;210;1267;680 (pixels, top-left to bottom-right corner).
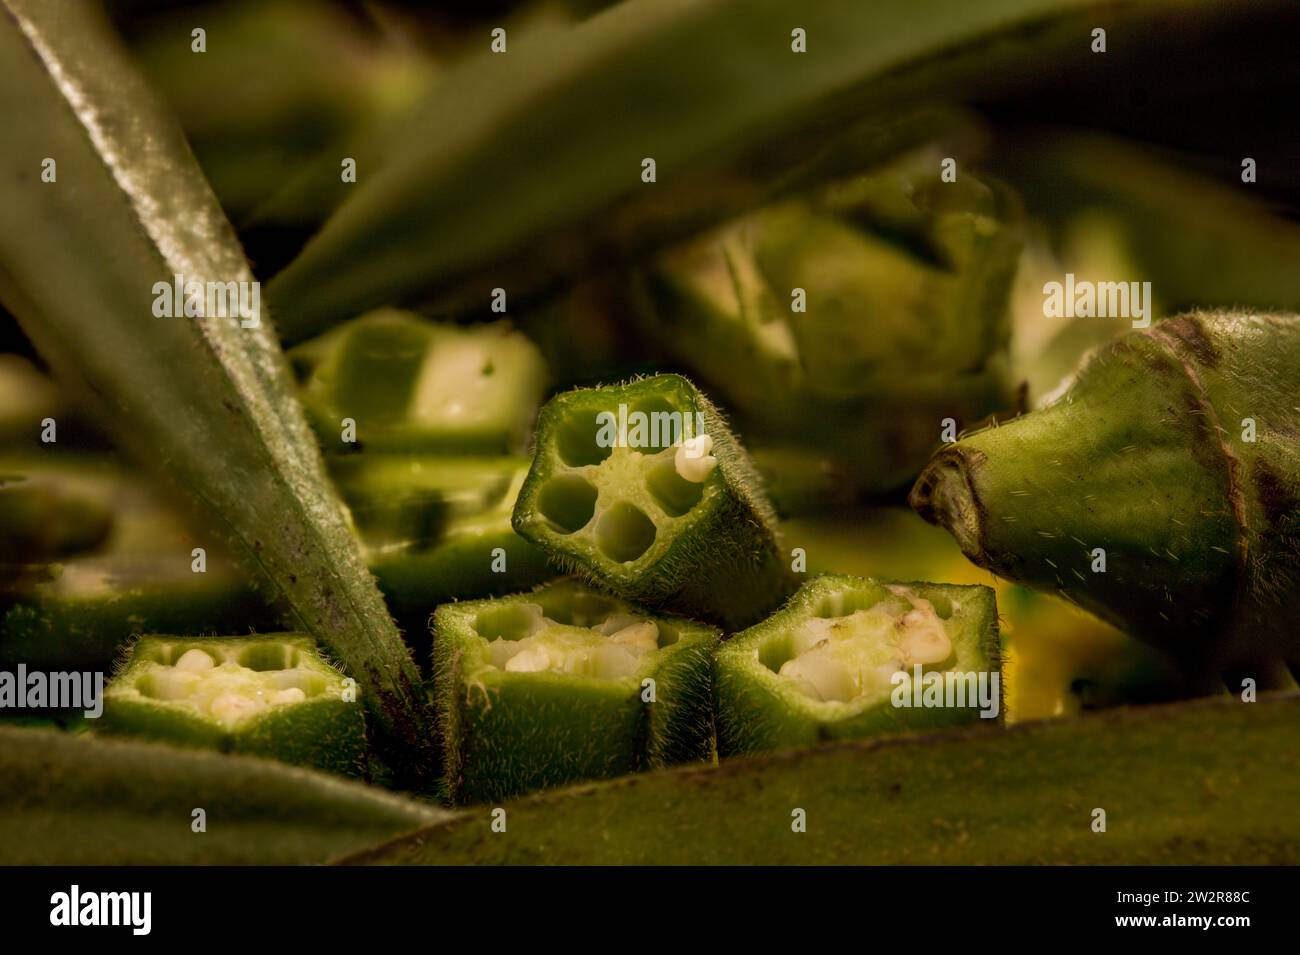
675;434;717;483
174;648;216;672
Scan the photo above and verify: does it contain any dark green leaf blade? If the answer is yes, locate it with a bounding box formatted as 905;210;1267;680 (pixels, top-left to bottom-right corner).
341;695;1300;864
0;0;436;785
268;0;1227;341
0;727;444;865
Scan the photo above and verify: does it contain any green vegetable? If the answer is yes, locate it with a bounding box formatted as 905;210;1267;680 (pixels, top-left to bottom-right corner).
512;374;793;629
331;455;527;545
0;725;443;864
0;465;113;571
267;0;1209;341
911;311;1300;671
347;458;557;663
433;578;718;804
994;130;1300;316
1;457;280;672
344;693;1300;865
715;575;1001;757
0;0;435;785
102;634;366;776
292;310;549;456
632;152;1021;492
2;569;278;674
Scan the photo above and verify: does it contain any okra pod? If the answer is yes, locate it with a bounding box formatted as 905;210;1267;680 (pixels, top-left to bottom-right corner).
0;466;113;569
102;634;366;776
293;310;549;456
433;578;719;804
512;374;793;629
911;311;1300;670
349;459;557;663
714;575;1001;757
633;153;1021;493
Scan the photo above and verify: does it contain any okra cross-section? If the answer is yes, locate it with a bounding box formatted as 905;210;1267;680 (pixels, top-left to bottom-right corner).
512;374;792;629
102;635;366;776
433;578;719;804
714;575;1002;757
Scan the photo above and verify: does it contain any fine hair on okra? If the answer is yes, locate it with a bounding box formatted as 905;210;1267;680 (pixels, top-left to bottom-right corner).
714;574;1003;757
432;578;719;804
512;373;794;630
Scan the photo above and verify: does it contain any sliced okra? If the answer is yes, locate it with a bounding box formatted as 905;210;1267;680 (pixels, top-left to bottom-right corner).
293;309;549;455
0;464;114;570
714;575;1001;757
433;579;719;804
102;635;366;777
358;460;556;665
632;152;1021;494
512;374;793;630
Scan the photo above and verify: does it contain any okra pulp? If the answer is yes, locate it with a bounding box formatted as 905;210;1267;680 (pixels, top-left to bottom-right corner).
102;635;366;777
714;575;1002;757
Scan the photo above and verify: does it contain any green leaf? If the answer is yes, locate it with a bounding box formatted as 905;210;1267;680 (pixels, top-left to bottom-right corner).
0;0;437;785
0;727;444;865
341;694;1300;864
268;0;1224;341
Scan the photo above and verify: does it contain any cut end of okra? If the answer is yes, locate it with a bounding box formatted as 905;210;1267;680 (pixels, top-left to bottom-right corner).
292;309;549;455
512;374;791;629
103;635;366;776
714;575;1001;757
433;578;719;804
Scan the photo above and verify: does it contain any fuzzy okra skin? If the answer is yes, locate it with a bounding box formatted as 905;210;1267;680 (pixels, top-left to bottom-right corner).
433;579;719;805
513;375;793;630
911;311;1300;671
0;0;435;785
715;575;1001;757
345;693;1300;865
102;635;367;776
0;726;444;865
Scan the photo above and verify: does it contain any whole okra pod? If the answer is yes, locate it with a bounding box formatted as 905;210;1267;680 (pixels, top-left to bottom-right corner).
911;311;1300;671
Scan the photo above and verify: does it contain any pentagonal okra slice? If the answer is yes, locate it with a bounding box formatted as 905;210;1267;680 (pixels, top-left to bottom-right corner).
512;374;792;630
433;578;719;804
102;635;366;776
714;575;1002;757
